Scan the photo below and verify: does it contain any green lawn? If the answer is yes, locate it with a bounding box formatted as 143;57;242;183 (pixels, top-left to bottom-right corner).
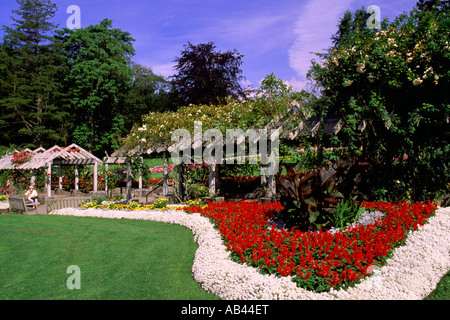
2;213;446;300
0;213;220;300
425;271;450;300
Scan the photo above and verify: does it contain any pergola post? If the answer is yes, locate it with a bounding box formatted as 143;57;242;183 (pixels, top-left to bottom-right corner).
178;162;185;202
46;163;51;198
260;131;277;200
267;174;275;198
93;162;98;192
209;162;217;196
261;173;267;189
59;165;63;190
105;164;108;194
126;157;132;203
74;165;79;191
163;151;169;197
138;156;143;190
267;129;278;199
30;169;36;187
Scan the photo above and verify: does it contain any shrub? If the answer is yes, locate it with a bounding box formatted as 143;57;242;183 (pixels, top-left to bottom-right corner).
307;5;450;203
324;199;366;230
275;158;369;231
153;197;168;209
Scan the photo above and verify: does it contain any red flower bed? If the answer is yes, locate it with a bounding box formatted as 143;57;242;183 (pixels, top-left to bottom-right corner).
184;200;437;292
12;150;34;165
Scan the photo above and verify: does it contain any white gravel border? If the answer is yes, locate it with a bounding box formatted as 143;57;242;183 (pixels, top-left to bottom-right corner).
49;206;450;300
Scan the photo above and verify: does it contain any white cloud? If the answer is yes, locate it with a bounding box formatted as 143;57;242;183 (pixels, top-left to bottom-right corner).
288;0;356;81
151;62;176;79
284;77;307;92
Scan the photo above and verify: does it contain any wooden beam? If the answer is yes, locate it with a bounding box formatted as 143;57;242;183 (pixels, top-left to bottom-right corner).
163;151;169;196
59;165;63;190
30;169;36;187
93;162;98;192
126;158;132;203
105;164;109;193
75;165;79;191
52;159;98;166
178;162;185;201
46;164;51;198
104;157;128;164
209;162;217;196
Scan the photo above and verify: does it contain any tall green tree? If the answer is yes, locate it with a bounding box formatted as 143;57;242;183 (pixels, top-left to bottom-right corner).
56;19;135;154
416;0;450;11
170;41;245;107
0;0;69;148
331;8;373;47
120;62;171;130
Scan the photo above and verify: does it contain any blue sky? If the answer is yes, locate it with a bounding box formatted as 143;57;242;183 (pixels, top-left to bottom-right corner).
0;0;418;91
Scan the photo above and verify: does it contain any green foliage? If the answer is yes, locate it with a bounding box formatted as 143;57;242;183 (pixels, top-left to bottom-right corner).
0;167;46;195
92;195;108;205
122;73;314;157
130;154;150;180
120;63;172;127
186;198;204;208
170;41;245;107
55;18;135;154
153;197;168;208
220;162;259;178
190;186;209;198
0;1;150;153
307;3;450;202
0;0;70;148
325;199;365;229
275;158;369;231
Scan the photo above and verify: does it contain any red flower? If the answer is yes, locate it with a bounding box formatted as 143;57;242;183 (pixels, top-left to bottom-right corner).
183;199;437;292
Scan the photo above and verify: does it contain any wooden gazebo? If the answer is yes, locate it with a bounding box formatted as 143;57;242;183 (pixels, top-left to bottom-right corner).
0;144;103;198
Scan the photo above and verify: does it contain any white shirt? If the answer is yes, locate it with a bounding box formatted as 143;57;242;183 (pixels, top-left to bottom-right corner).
25;189;38;198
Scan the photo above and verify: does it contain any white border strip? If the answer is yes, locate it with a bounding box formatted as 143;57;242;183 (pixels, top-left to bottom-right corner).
49;206;450;300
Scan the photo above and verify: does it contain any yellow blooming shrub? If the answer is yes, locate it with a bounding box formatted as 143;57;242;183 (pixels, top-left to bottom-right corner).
79;199;201;212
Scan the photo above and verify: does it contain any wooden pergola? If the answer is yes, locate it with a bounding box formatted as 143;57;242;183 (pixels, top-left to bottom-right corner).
102;155;146;202
0;147;46;170
113;108;346;202
1;144;103;198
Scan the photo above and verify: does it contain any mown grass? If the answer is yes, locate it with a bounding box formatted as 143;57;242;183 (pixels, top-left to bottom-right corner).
0;213;220;300
1;211;446;300
425;271;450;300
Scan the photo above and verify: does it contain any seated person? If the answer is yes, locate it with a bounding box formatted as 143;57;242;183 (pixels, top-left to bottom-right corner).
25;185;39;204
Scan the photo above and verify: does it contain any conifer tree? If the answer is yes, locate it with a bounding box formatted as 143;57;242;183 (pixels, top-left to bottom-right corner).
0;0;69;148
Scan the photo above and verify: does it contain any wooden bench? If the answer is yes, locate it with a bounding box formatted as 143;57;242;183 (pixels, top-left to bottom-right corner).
6;196;38;214
45;196;91;214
